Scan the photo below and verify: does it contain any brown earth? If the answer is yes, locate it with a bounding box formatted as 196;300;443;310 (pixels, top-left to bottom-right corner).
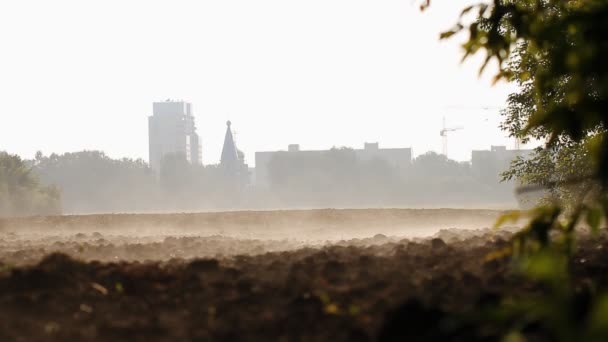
0;208;502;241
1;209;603;341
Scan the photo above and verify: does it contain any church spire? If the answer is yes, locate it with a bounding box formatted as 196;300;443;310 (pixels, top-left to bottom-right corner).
220;120;239;170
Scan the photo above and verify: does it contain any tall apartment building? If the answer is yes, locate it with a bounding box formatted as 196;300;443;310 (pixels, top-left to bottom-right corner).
148;100;201;174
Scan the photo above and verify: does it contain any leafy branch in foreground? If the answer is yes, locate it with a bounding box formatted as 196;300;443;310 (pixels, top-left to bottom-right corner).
440;0;608;243
434;0;608;339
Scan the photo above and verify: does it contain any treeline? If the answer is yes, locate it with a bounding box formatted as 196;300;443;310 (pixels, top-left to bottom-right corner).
261;148;517;208
31;151;158;213
0;152;61;217
30;151;241;214
1;149;520;216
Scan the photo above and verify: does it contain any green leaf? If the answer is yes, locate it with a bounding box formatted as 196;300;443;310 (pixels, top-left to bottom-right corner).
519;250;567;282
587;207;602;233
440;24;463;40
494;210;523;228
460;5;474;17
440;30;457;39
590;295;608;334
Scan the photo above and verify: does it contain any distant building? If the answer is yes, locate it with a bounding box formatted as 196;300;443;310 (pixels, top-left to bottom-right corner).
255;142;412;187
471;145;533;183
148;100;201;175
220;121;249;187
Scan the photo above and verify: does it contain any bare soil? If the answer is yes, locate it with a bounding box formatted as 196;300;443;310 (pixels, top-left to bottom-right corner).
1;208;602;341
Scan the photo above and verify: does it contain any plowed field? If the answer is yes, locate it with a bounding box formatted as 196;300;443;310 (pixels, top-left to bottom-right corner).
1;209;603;341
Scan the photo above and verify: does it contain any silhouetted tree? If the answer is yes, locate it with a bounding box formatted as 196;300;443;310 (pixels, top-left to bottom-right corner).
32;151;158;213
0;151;61;217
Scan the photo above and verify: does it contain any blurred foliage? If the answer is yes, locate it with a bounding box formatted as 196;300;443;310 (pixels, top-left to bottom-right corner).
504;141;598;204
434;0;608;340
0;151;61;217
441;0;608;189
438;0;608;251
497;34;603;205
468;250;608;342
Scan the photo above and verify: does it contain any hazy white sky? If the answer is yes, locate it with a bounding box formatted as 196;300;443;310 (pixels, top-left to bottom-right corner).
0;0;532;165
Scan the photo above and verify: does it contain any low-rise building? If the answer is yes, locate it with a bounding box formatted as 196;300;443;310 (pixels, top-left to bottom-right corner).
255;142;412;187
471;145;533;183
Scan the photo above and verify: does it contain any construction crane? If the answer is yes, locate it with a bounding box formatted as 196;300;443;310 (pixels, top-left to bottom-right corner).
442;105;523;150
440;116;463;158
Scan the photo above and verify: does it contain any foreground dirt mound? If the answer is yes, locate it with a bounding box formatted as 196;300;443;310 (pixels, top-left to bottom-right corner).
6;229;608;341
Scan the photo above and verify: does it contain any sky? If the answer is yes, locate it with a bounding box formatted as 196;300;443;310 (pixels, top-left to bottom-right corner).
0;0;535;165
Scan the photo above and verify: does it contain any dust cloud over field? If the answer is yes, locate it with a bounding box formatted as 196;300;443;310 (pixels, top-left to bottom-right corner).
0;209;503;265
5;208;603;341
0;208;533;341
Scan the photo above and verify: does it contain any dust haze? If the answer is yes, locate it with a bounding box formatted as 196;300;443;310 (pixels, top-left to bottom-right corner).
0;209;508;266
